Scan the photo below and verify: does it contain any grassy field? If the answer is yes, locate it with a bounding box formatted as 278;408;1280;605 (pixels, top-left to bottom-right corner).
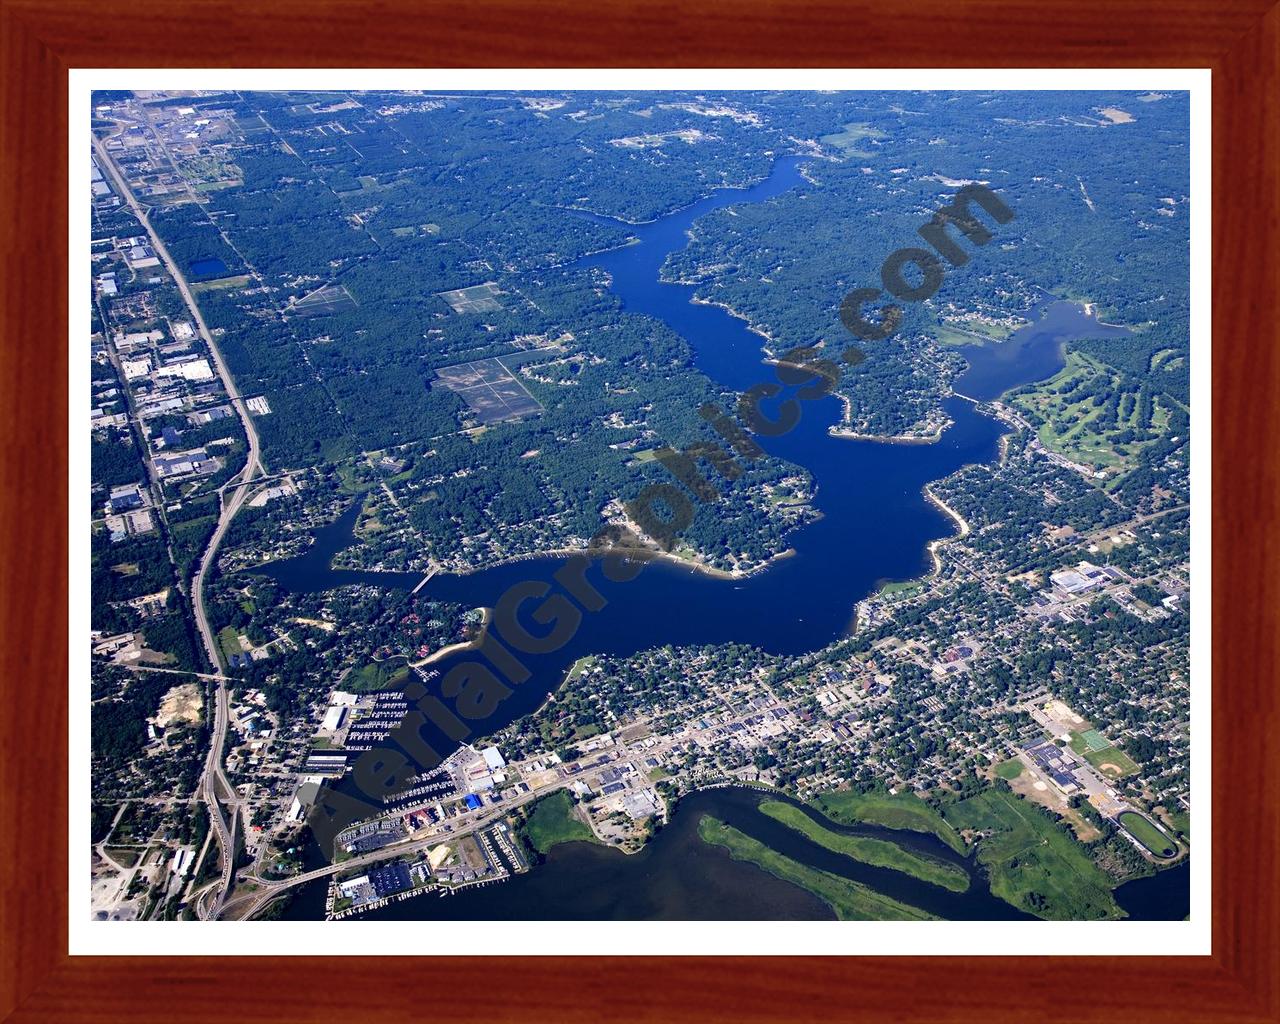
217;625;243;665
104;847;141;868
1119;812;1179;859
524;791;597;855
698;816;934;921
812;790;968;855
1008;351;1170;474
995;758;1024;780
347;659;411;693
1069;732;1140;779
759;801;968;892
191;274;252;294
819;122;888;157
944;787;1123;919
934;318;1020;348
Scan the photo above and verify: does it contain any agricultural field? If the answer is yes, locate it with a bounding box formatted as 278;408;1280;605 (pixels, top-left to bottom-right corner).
433;356;545;425
944;787;1123;920
437;281;504;314
288;284;358;318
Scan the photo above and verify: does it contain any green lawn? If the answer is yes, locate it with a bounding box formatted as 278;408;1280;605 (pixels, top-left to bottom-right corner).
698;816;934;921
995;758;1024;780
819;122;888;158
812;790;968;855
524;790;597;855
1008;351;1171;474
217;626;243;665
944;787;1123;919
758;801;968;892
347;659;411;693
1118;812;1179;859
934;319;1019;348
1082;746;1140;779
191;274;252;294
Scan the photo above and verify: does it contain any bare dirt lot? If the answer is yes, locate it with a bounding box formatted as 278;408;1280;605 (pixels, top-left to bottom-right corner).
155;682;203;728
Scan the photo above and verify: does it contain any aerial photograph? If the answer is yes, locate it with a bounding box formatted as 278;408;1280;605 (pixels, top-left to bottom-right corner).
87;88;1192;925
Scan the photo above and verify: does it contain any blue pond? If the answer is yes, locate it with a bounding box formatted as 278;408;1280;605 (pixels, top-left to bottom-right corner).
189;256;230;278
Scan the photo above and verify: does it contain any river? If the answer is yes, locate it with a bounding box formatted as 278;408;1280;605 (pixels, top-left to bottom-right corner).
261;156;1185;920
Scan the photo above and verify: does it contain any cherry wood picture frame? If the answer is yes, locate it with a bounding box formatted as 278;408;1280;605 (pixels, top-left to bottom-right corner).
2;1;1276;1020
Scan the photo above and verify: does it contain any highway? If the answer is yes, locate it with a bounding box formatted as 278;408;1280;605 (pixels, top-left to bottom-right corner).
94;132;264;918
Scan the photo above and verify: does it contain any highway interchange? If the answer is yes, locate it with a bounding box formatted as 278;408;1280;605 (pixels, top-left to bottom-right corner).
94;133;263;920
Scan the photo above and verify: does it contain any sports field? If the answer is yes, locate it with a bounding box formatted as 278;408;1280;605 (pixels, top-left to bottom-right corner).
1076;729;1110;752
1119;811;1179;859
1069;731;1140;778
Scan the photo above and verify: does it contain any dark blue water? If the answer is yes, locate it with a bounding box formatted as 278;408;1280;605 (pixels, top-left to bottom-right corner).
261;156;1131;741
189;256;230;278
1114;859;1191;920
281;787;1034;922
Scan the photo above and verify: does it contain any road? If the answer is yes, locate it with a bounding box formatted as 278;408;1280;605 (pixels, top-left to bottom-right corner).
221;694;796;920
221;772;564;920
94;131;264;918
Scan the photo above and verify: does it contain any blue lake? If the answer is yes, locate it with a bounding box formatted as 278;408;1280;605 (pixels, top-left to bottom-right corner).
260;156;1186;919
263;155;1132;739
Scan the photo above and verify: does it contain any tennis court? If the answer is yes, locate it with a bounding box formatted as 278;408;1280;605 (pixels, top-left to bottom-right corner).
1076;729;1110;753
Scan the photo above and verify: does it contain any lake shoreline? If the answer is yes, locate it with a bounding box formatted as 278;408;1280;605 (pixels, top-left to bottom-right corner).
412;607;492;667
